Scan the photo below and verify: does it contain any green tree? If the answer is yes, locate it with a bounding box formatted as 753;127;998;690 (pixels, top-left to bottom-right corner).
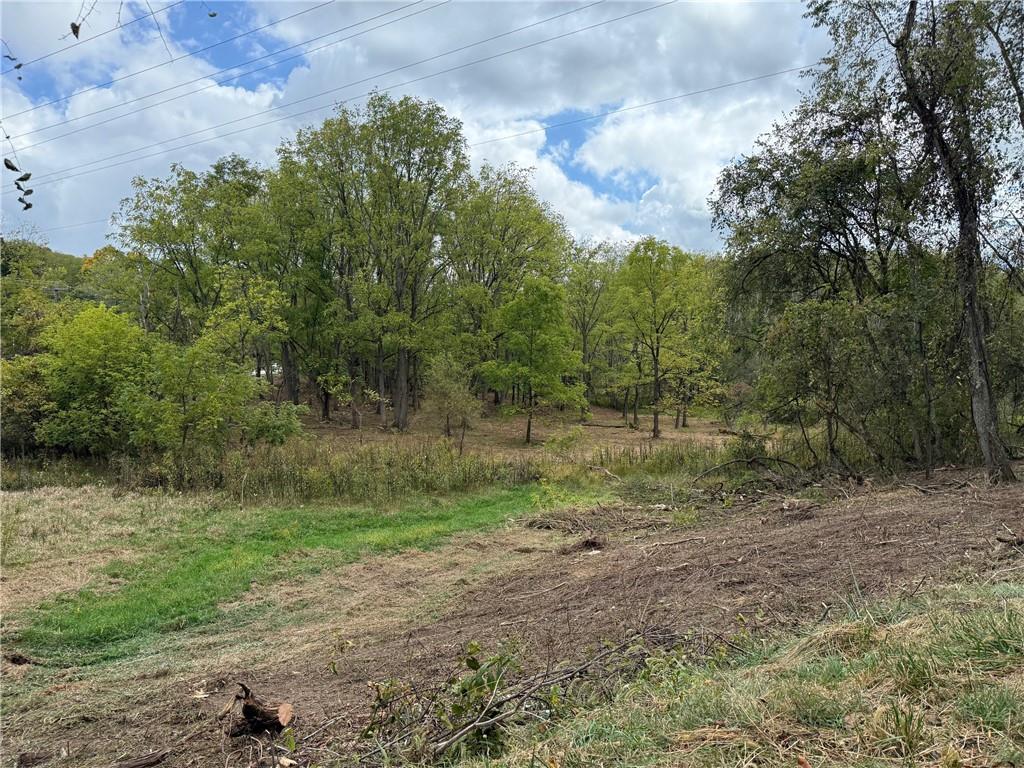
806;0;1019;479
424;350;481;452
35;305;150;456
481;277;583;443
616;238;691;438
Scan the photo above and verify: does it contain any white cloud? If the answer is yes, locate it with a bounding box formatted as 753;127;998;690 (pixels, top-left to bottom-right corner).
1;0;829;255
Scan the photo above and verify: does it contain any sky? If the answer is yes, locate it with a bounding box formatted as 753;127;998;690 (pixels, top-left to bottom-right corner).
0;0;829;256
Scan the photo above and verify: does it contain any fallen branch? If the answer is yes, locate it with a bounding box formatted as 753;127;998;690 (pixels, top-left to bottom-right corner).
587;465;622;481
693;456;802;483
113;751;170;768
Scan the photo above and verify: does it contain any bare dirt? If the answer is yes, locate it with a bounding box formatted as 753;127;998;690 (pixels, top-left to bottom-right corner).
2;470;1021;768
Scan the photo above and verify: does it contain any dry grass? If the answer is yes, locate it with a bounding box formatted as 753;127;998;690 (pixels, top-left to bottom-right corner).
303;406;727;459
0;486;212;615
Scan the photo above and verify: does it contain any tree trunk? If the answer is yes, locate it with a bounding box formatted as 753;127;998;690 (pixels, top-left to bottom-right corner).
893;0;1015;481
651;357;661;438
349;372;362;430
281;341;300;406
956;219;1016;480
681;401;688;428
394;347;410;430
319;386;331;422
525;388;533;444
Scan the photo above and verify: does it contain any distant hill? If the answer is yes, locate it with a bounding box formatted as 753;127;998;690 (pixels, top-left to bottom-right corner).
1;238;84;287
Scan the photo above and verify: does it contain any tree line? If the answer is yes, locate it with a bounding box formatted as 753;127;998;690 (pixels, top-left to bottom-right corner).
2;0;1021;483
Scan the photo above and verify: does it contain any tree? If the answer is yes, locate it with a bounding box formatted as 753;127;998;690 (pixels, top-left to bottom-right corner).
566;242;617;402
807;0;1018;479
424;350;481;453
35;305;150;456
616;238;690;438
481;277;583;443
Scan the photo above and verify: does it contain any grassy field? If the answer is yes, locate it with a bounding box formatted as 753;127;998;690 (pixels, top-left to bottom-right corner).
5;484;602;666
472;581;1024;768
1;440;1021;768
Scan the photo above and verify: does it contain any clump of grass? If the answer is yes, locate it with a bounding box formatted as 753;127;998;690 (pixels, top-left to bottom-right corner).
957;683;1024;738
1;500;23;566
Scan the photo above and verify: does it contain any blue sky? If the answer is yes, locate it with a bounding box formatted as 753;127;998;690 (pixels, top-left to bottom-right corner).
1;1;828;255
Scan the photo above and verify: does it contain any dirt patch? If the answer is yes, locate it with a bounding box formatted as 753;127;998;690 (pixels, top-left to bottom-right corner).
3;474;1022;767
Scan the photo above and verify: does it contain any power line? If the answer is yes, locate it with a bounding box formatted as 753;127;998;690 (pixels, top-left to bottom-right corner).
4;62;812;213
9;0;447;149
471;65;815;146
7;0;664;191
1;1;187;76
3;0;339;120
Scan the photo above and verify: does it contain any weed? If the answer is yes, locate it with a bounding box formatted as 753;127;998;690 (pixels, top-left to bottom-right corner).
886;644;940;694
872;701;927;759
957;683;1024;737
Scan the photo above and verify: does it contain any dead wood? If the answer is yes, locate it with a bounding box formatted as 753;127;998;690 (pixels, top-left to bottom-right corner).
16;753;51;768
221;683;294;736
693;456;803;483
112;750;169;768
587;465;622;481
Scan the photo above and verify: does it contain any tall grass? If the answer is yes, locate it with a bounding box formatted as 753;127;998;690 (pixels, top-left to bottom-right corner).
588;440;727;476
222;438;546;505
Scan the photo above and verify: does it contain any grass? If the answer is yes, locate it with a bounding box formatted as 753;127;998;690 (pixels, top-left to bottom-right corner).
14;484;601;665
464;581;1024;768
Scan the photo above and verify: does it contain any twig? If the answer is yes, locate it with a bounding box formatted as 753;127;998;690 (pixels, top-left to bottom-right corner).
507;581;568;601
644;536;707;548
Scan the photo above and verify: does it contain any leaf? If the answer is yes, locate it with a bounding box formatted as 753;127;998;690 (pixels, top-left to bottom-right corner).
276;701;294;726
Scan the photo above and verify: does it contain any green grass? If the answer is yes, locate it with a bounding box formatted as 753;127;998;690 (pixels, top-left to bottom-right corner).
17;484;586;664
462;581;1024;768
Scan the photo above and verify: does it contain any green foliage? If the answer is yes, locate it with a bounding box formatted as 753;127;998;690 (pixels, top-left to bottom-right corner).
0;356;49;455
481;276;584;442
424;350;481;445
35;305;150;456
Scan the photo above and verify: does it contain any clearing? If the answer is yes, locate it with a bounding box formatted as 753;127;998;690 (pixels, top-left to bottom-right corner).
1;466;1021;767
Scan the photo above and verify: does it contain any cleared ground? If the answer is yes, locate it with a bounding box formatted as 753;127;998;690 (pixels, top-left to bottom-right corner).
1;464;1021;767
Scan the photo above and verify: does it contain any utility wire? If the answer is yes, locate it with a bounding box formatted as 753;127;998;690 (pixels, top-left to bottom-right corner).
5;1;336;118
1;1;187;76
3;0;405;124
8;0;445;147
4;62;810;203
7;0;662;189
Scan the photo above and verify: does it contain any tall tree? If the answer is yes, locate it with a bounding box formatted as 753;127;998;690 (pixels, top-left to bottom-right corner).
481;276;583;444
617;238;690;438
808;0;1019;479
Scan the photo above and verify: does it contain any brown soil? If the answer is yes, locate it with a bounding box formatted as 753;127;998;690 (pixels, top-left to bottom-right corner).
2;472;1021;768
